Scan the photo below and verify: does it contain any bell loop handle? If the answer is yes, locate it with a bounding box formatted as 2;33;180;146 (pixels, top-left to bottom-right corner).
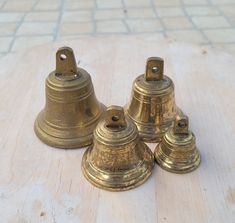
105;106;127;130
174;115;189;135
56;46;78;76
145;57;164;81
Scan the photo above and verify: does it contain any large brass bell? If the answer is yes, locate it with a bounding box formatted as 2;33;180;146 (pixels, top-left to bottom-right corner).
154;115;201;173
126;57;179;142
82;106;155;191
34;47;105;149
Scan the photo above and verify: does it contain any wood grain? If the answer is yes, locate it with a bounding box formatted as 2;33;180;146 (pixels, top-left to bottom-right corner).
0;36;234;223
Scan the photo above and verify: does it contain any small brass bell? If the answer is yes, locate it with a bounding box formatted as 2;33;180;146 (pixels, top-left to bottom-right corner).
126;57;179;142
154;115;201;173
34;47;105;149
82;106;155;191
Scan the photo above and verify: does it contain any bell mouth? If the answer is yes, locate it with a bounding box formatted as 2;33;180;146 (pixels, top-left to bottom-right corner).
81;142;155;191
34;103;106;149
154;142;201;174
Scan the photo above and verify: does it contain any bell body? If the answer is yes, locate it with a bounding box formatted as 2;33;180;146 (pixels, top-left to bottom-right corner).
34;47;105;148
82;106;155;191
126;57;177;142
155;115;201;173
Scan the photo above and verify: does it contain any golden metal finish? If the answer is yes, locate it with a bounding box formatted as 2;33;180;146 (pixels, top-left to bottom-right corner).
82;106;155;191
126;57;179;142
154;115;201;173
34;46;105;149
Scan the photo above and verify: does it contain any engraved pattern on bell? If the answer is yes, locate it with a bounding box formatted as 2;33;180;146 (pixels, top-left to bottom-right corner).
82;106;155;191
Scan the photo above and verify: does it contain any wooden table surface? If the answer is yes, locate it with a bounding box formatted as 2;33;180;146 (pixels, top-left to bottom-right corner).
0;36;234;223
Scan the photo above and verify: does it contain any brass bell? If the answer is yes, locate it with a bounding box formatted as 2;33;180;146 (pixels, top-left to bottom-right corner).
126;57;179;142
82;106;155;191
154;115;201;173
34;46;105;149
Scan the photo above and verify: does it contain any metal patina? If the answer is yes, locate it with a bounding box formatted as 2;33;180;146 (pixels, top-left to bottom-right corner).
34;47;105;149
82;106;155;191
126;57;180;142
154;115;201;173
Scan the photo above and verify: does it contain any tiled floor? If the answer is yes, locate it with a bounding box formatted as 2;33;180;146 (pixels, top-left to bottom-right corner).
0;0;235;58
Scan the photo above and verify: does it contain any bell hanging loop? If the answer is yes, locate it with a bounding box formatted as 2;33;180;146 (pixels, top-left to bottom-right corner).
145;57;164;81
105;106;127;130
55;46;78;77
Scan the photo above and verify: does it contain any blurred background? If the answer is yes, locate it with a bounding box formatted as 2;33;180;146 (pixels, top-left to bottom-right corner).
0;0;235;58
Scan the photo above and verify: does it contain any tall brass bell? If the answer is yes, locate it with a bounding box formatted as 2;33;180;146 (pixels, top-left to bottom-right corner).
154;115;201;173
82;106;155;191
126;57;179;142
34;47;105;149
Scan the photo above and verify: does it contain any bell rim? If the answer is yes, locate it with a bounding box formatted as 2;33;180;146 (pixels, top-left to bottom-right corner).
34;104;106;149
81;143;155;191
154;144;201;174
34;119;92;149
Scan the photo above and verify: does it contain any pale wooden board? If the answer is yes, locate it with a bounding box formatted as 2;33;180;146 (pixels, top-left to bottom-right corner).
0;36;234;223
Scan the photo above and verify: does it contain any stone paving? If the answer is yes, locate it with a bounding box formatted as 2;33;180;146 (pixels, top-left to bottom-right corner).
0;0;235;58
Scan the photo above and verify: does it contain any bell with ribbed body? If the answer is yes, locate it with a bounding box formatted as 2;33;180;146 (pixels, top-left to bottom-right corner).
126;57;179;142
34;46;105;149
82;106;155;191
155;115;201;173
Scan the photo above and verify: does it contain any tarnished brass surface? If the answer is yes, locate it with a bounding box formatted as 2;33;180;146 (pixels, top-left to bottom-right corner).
82;106;155;191
154;115;201;173
126;57;179;142
34;47;105;149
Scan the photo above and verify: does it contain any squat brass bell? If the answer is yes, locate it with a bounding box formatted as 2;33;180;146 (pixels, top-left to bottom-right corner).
34;46;105;149
154;115;201;173
82;106;155;191
126;57;179;142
